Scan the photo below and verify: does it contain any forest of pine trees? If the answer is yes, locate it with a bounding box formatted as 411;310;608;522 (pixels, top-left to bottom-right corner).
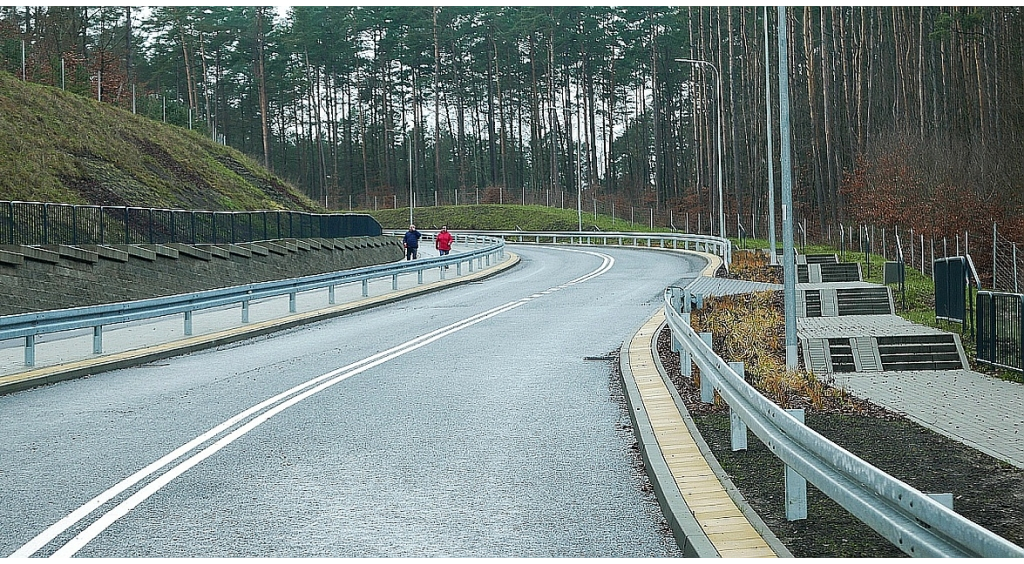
3;6;1024;245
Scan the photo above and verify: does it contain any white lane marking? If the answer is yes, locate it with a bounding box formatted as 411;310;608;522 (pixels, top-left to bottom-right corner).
15;248;614;558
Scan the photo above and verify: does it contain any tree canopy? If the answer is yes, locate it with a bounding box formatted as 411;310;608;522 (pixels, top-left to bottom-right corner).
3;6;1024;245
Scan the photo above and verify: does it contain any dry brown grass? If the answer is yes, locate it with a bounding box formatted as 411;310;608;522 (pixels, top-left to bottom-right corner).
724;250;782;284
690;290;863;414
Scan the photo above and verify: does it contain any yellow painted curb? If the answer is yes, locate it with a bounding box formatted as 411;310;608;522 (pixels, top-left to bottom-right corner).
627;309;778;558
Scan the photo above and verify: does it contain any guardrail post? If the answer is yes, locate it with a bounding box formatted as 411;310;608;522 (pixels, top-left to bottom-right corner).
328;285;335;305
93;326;103;354
785;408;808;521
242;300;249;324
25;335;35;367
680;313;692;378
457;262;462;276
362;279;369;297
440;265;446;280
927;493;954;510
729;362;748;451
184;311;192;336
468;258;474;273
668;289;683;355
699;332;714;403
289;292;297;313
392;274;398;290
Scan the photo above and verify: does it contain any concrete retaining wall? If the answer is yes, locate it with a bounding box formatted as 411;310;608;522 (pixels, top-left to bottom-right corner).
0;236;404;316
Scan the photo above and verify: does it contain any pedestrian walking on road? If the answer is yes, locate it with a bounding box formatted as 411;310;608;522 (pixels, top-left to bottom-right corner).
403;224;421;260
436;226;453;268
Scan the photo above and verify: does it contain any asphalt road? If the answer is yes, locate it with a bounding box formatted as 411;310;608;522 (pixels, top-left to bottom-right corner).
0;244;706;557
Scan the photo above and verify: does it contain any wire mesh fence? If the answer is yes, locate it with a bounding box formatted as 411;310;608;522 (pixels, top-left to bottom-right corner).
0;201;381;246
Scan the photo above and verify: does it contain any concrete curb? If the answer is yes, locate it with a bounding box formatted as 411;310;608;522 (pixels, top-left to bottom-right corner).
618;310;792;558
0;252;520;395
618;330;718;557
647;321;793;558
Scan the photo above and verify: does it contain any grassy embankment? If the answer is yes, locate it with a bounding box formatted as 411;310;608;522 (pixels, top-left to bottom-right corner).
0;71;316;211
367;204;668;233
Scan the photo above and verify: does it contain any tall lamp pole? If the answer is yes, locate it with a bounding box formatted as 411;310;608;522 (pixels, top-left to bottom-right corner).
407;131;413;226
764;7;778;264
392;129;414;225
777;7;798;370
677;58;725;239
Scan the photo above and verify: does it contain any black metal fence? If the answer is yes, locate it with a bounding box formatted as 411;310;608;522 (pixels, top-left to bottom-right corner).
0;201;381;246
935;257;968;323
977;291;1024;373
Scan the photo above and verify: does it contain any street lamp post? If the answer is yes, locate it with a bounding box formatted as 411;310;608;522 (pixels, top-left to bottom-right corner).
676;58;725;239
390;129;414;226
407;132;413;227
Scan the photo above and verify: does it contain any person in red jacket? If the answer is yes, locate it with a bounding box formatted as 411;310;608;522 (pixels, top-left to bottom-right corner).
435;226;454;268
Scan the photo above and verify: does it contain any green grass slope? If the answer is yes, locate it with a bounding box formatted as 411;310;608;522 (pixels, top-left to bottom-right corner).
0;72;318;211
369;204;667;232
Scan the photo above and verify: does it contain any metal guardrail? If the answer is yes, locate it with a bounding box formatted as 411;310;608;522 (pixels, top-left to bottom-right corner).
663;288;1024;558
456;230;731;268
977;291;1024;373
0;200;382;245
0;234;504;367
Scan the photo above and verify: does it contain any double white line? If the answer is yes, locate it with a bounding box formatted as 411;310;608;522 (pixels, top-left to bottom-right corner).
12;249;614;558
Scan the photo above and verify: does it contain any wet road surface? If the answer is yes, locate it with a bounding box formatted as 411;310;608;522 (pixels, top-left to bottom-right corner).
0;244;705;557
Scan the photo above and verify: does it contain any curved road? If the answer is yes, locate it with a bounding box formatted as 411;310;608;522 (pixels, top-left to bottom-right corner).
0;244;707;557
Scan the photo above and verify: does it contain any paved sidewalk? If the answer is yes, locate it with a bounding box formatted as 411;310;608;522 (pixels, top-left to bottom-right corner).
832;369;1024;469
686;274;1024;471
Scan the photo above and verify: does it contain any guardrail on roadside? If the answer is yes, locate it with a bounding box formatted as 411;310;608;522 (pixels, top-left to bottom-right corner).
0;234;504;368
450;230;731;268
662;287;1024;558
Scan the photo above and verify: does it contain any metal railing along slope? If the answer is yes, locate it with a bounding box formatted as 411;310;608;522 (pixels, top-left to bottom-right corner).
662;288;1024;558
977;290;1024;374
1;200;382;245
0;234;504;368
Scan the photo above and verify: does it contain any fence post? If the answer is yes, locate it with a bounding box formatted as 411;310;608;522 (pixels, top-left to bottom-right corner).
910;227;914;266
699;332;714;403
786;408;808;520
25;335;35;367
994;222;998;291
729;362;748;451
1019;296;1023;372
